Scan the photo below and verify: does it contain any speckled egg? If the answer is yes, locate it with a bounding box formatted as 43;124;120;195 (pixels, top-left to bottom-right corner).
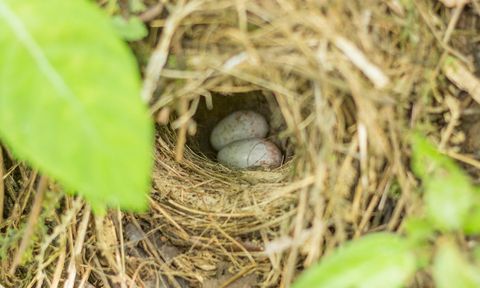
210;110;269;151
217;138;282;169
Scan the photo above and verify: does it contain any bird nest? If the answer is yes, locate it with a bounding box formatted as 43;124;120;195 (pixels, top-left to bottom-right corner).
2;1;480;287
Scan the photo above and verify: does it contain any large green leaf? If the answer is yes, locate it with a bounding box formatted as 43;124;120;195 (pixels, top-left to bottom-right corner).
0;0;153;212
292;233;416;288
433;239;480;288
411;134;474;231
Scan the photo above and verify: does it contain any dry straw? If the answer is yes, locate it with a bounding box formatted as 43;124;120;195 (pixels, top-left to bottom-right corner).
2;0;480;287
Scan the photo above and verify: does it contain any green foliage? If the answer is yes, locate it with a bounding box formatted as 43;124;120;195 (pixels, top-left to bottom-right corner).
433;239;480;288
129;0;147;13
404;217;434;243
463;207;480;235
293;134;480;287
0;227;21;259
0;0;153;212
292;233;416;288
411;134;475;231
111;16;148;41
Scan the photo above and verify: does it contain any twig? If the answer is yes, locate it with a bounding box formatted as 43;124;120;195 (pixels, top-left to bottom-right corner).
358;123;369;192
50;238;66;288
174;98;188;162
215;225;255;264
64;205;91;288
9;175;48;274
442;58;480;104
36;197;83;288
139;3;164;22
441;150;480;169
220;264;256;288
280;187;308;287
439;96;461;150
117;210;127;288
141;0;204;102
442;3;465;44
150;201;189;240
333;36;390;89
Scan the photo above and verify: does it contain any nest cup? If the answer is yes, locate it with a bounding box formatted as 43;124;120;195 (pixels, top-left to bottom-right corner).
149;91;298;284
132;0;440;284
190;92;289;159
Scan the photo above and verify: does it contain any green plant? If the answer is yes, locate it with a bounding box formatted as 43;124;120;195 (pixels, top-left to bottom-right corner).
111;16;148;41
0;0;153;213
292;233;416;288
293;133;480;288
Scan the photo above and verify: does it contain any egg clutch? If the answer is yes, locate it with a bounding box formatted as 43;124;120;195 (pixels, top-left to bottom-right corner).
210;110;283;169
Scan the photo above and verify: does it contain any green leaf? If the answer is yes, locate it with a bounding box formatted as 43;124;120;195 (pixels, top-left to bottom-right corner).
0;0;153;212
111;16;148;41
129;0;147;13
411;134;474;231
404;217;435;244
292;233;417;288
473;244;480;263
433;239;480;288
462;205;480;235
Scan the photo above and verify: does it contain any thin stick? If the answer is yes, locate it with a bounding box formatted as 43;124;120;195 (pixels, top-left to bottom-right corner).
139;3;164;22
442;150;480;170
387;196;405;231
64;205;91;288
175;98;188;162
141;0;204;102
9;175;48;274
442;3;465;45
150;201;189;240
280;187;308;287
50;237;67;288
77;266;92;288
220;264;256;288
333;36;390;89
355;194;380;237
117;210;127;288
215;225;255;264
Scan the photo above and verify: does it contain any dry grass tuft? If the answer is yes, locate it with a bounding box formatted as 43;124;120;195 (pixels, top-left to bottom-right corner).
2;0;480;287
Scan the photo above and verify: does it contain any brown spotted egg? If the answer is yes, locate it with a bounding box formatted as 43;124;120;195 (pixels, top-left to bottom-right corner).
210;110;268;151
217;138;282;169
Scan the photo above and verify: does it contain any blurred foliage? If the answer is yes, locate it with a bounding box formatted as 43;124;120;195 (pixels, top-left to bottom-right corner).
293;134;480;287
411;134;476;232
433;239;480;288
292;233;416;288
0;0;153;212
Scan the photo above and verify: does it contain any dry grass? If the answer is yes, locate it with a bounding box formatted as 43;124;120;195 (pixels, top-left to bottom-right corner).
2;0;480;287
